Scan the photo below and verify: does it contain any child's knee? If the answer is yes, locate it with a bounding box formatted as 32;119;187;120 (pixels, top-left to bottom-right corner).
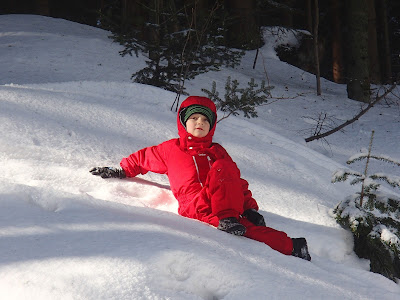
211;159;239;175
210;163;235;182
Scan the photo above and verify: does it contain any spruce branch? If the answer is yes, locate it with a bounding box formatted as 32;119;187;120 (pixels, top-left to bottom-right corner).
332;168;363;183
333;130;400;208
201;76;273;122
347;154;400;167
370;173;400;189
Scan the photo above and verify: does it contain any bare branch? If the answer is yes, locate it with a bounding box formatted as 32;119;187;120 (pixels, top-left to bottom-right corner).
305;84;397;143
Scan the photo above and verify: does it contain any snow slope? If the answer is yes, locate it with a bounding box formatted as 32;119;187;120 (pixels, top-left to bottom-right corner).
1;14;399;299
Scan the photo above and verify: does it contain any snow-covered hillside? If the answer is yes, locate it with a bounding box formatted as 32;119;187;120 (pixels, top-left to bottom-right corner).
1;14;399;299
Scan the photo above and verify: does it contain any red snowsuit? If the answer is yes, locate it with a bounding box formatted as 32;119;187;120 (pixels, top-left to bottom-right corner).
120;96;293;255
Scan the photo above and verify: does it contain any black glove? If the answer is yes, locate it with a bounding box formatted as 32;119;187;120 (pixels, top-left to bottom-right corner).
242;209;266;226
90;167;126;179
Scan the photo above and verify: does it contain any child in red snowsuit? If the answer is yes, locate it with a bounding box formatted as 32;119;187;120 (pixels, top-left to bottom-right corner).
90;96;311;260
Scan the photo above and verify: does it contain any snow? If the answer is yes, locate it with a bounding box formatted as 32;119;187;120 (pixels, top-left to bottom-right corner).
372;225;399;246
1;14;400;299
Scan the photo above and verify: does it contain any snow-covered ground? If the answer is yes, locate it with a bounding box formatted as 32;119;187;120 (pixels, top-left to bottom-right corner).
1;14;400;299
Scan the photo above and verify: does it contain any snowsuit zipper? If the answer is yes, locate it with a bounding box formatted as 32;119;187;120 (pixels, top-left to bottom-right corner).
192;155;213;187
192;156;203;187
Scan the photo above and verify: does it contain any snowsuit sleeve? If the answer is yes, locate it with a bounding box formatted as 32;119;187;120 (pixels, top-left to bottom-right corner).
213;144;259;212
120;141;169;178
240;177;259;211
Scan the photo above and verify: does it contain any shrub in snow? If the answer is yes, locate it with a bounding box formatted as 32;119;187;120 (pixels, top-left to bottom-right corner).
332;131;400;282
103;2;244;95
201;76;273;122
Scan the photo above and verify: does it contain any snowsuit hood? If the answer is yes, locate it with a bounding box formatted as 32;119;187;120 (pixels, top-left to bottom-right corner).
177;96;217;153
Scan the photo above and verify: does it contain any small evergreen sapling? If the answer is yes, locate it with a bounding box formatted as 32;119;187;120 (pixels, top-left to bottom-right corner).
201;76;273;122
104;1;244;95
332;131;400;282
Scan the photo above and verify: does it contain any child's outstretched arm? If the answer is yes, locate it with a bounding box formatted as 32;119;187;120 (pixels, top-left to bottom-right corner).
90;141;169;181
120;143;168;178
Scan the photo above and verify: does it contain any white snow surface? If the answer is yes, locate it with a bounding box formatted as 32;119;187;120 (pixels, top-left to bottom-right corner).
1;15;400;299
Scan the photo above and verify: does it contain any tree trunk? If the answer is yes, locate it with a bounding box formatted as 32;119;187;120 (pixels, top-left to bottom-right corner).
313;0;321;95
35;0;49;15
346;0;370;103
121;0;129;29
280;0;295;28
377;0;392;83
331;0;344;83
306;0;312;32
148;0;163;63
367;0;381;84
224;0;261;49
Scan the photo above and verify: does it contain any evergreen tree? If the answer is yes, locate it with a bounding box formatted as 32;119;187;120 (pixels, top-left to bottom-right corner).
332;131;400;281
103;0;244;96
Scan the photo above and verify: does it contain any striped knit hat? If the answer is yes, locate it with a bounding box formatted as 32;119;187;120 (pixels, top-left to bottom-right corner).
182;104;215;128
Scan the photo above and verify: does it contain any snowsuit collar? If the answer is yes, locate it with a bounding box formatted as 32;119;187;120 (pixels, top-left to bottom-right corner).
177;96;217;153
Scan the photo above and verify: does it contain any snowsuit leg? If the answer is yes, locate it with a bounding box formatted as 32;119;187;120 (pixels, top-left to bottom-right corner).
179;159;244;227
206;159;245;219
241;218;293;255
179;159;294;256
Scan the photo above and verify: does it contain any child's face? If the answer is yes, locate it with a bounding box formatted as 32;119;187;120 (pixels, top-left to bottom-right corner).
185;113;210;138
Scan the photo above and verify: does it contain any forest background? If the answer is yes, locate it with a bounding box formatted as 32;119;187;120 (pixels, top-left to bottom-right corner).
2;0;400;105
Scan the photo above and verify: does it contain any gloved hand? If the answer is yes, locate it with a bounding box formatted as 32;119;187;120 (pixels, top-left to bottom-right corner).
90;167;126;179
242;209;266;226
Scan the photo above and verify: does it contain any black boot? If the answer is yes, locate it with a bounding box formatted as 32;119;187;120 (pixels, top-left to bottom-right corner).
292;238;311;261
217;217;246;236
